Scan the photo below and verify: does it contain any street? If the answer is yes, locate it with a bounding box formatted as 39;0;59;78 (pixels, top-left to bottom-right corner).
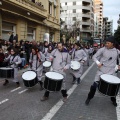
0;60;119;120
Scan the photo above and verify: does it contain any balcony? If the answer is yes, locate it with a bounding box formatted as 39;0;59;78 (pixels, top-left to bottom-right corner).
0;0;47;20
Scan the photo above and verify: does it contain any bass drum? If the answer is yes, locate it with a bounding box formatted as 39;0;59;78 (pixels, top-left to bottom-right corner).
0;67;14;78
44;72;63;92
22;71;38;87
98;74;120;97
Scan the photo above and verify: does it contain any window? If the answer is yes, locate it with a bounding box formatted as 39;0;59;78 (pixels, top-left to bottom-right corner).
73;2;76;5
54;6;56;17
2;22;16;40
73;17;76;21
27;27;35;41
49;2;52;15
73;9;76;13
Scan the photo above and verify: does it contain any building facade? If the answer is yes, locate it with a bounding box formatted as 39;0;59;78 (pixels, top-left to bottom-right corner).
103;17;113;40
0;0;60;42
94;0;103;39
60;0;94;42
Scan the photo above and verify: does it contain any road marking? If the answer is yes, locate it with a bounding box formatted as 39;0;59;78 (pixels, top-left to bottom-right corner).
41;62;95;120
116;93;120;120
0;99;9;105
18;89;28;94
10;87;21;93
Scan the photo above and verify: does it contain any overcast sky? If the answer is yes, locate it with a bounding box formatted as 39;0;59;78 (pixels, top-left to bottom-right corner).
103;0;120;31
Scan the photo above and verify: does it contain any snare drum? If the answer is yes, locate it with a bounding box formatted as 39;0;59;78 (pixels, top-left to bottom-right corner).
0;67;14;78
22;71;38;87
70;61;81;71
43;61;51;68
98;74;120;97
43;61;51;72
44;72;64;92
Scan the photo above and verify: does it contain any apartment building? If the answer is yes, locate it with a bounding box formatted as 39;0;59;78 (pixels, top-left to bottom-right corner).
103;17;113;40
0;0;60;42
94;0;103;39
60;0;94;41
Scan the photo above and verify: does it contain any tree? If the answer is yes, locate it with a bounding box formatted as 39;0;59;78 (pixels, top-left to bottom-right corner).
114;26;120;44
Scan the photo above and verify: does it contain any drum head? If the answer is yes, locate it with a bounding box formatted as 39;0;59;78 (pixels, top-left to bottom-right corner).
70;61;80;70
22;71;36;81
45;72;64;81
0;67;13;70
100;74;120;84
43;61;51;67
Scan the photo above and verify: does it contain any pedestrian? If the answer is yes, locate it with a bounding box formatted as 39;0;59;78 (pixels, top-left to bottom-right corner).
3;47;22;87
41;42;71;102
71;43;87;84
85;36;120;107
29;46;45;90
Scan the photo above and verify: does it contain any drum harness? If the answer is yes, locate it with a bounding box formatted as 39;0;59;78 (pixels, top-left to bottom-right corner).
72;49;83;63
52;49;69;71
98;48;119;74
8;55;18;68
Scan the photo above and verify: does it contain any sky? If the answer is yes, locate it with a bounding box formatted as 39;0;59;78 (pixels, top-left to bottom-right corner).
103;0;120;32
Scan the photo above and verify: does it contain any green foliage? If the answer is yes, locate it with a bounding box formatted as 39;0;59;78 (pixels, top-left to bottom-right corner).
114;26;120;44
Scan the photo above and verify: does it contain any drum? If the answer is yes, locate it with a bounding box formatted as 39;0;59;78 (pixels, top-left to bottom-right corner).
43;61;51;68
0;67;14;78
98;74;120;97
22;71;38;87
70;61;81;71
43;61;51;72
44;72;64;92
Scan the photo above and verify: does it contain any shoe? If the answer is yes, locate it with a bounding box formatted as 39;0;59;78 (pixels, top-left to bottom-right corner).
41;96;48;101
85;98;90;105
77;78;81;84
16;82;20;87
3;79;9;86
72;77;76;84
63;97;67;102
112;101;117;107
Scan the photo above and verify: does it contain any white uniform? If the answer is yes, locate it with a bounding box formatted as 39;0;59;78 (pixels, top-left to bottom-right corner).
50;49;71;90
29;52;45;81
5;55;22;82
93;47;120;82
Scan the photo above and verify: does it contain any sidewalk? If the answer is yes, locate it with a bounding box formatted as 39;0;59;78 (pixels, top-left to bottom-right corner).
51;64;118;120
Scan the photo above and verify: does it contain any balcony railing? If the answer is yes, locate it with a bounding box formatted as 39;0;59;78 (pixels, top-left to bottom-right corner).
6;0;47;17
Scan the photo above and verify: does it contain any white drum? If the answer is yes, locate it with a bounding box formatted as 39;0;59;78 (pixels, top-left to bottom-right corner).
22;71;38;87
70;61;81;71
98;74;120;96
44;72;64;91
0;67;14;78
43;61;51;68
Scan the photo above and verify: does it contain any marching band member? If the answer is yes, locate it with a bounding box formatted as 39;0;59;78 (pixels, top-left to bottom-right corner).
3;48;22;87
85;36;120;107
44;45;54;61
41;42;71;102
71;43;87;84
29;46;45;90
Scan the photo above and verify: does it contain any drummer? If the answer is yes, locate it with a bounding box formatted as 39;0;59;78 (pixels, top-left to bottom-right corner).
41;42;71;102
43;45;54;73
71;42;87;84
85;36;120;107
3;48;22;87
29;46;45;90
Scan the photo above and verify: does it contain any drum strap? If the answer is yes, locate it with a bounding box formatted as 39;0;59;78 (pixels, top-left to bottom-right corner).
9;55;16;65
116;49;119;65
31;53;42;70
